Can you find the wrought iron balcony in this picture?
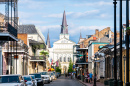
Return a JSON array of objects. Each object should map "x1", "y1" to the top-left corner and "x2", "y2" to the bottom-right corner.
[{"x1": 30, "y1": 56, "x2": 46, "y2": 61}]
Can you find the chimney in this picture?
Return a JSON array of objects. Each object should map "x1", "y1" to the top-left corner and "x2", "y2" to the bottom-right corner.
[
  {"x1": 109, "y1": 30, "x2": 111, "y2": 38},
  {"x1": 95, "y1": 29, "x2": 99, "y2": 35}
]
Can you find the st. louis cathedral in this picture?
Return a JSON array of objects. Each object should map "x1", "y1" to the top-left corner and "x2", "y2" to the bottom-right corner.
[{"x1": 47, "y1": 10, "x2": 76, "y2": 74}]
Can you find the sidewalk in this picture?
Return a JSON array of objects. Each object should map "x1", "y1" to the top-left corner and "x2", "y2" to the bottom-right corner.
[{"x1": 78, "y1": 80, "x2": 104, "y2": 86}]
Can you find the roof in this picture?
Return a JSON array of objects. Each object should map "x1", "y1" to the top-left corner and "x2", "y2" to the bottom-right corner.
[
  {"x1": 61, "y1": 10, "x2": 68, "y2": 34},
  {"x1": 18, "y1": 25, "x2": 38, "y2": 34},
  {"x1": 46, "y1": 30, "x2": 51, "y2": 48},
  {"x1": 54, "y1": 37, "x2": 75, "y2": 44}
]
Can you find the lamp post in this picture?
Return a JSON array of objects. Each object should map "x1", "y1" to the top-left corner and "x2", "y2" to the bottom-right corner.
[
  {"x1": 93, "y1": 55, "x2": 97, "y2": 86},
  {"x1": 119, "y1": 0, "x2": 123, "y2": 85},
  {"x1": 126, "y1": 0, "x2": 129, "y2": 86},
  {"x1": 113, "y1": 0, "x2": 117, "y2": 86},
  {"x1": 123, "y1": 55, "x2": 126, "y2": 85}
]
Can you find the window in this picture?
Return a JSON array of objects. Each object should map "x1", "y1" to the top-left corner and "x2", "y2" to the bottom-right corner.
[
  {"x1": 68, "y1": 57, "x2": 70, "y2": 62},
  {"x1": 60, "y1": 57, "x2": 62, "y2": 62},
  {"x1": 64, "y1": 57, "x2": 66, "y2": 62}
]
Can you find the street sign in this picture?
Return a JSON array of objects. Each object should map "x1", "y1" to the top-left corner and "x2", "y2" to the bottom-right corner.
[{"x1": 73, "y1": 65, "x2": 75, "y2": 69}]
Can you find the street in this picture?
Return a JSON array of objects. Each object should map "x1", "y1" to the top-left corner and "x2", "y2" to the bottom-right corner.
[{"x1": 45, "y1": 76, "x2": 84, "y2": 86}]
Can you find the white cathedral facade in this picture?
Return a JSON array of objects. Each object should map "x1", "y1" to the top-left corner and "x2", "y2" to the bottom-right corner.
[{"x1": 48, "y1": 11, "x2": 76, "y2": 74}]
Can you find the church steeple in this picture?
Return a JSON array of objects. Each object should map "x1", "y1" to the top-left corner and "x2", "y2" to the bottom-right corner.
[
  {"x1": 80, "y1": 30, "x2": 82, "y2": 39},
  {"x1": 46, "y1": 30, "x2": 51, "y2": 48},
  {"x1": 61, "y1": 10, "x2": 68, "y2": 34}
]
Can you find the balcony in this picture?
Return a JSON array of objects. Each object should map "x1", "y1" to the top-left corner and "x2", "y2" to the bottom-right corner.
[
  {"x1": 30, "y1": 56, "x2": 46, "y2": 62},
  {"x1": 76, "y1": 57, "x2": 88, "y2": 65}
]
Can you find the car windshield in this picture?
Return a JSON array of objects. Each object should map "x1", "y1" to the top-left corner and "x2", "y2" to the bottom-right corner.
[
  {"x1": 1, "y1": 76, "x2": 20, "y2": 83},
  {"x1": 51, "y1": 73, "x2": 53, "y2": 75},
  {"x1": 30, "y1": 74, "x2": 41, "y2": 78},
  {"x1": 23, "y1": 77, "x2": 31, "y2": 81},
  {"x1": 31, "y1": 76, "x2": 35, "y2": 79},
  {"x1": 41, "y1": 72, "x2": 47, "y2": 75}
]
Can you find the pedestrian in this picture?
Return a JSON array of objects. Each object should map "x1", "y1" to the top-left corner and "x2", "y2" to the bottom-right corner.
[
  {"x1": 87, "y1": 72, "x2": 90, "y2": 83},
  {"x1": 72, "y1": 72, "x2": 73, "y2": 79},
  {"x1": 89, "y1": 72, "x2": 93, "y2": 84}
]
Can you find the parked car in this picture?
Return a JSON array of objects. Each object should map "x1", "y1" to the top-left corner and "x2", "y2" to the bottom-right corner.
[
  {"x1": 48, "y1": 72, "x2": 55, "y2": 80},
  {"x1": 29, "y1": 75, "x2": 37, "y2": 86},
  {"x1": 22, "y1": 75, "x2": 35, "y2": 86},
  {"x1": 56, "y1": 72, "x2": 60, "y2": 78},
  {"x1": 0, "y1": 74, "x2": 26, "y2": 86},
  {"x1": 29, "y1": 73, "x2": 44, "y2": 86},
  {"x1": 39, "y1": 72, "x2": 50, "y2": 84},
  {"x1": 47, "y1": 72, "x2": 53, "y2": 82}
]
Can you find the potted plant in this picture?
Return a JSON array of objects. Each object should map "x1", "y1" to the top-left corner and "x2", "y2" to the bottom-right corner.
[{"x1": 126, "y1": 27, "x2": 130, "y2": 35}]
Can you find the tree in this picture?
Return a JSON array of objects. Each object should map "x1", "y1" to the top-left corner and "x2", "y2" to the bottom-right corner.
[
  {"x1": 56, "y1": 67, "x2": 61, "y2": 73},
  {"x1": 68, "y1": 58, "x2": 74, "y2": 73},
  {"x1": 40, "y1": 50, "x2": 49, "y2": 56}
]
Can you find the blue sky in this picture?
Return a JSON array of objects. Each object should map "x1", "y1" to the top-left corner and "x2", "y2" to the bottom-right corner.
[{"x1": 0, "y1": 0, "x2": 128, "y2": 47}]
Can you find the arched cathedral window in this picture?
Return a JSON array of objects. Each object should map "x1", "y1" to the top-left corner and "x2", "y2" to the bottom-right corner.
[
  {"x1": 60, "y1": 57, "x2": 62, "y2": 62},
  {"x1": 64, "y1": 57, "x2": 66, "y2": 62},
  {"x1": 68, "y1": 57, "x2": 70, "y2": 62}
]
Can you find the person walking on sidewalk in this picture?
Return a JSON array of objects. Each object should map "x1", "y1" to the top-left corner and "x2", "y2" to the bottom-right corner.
[
  {"x1": 87, "y1": 72, "x2": 90, "y2": 83},
  {"x1": 89, "y1": 72, "x2": 93, "y2": 84}
]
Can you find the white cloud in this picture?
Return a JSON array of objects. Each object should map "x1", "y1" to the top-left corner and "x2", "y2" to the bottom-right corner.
[
  {"x1": 19, "y1": 20, "x2": 46, "y2": 25},
  {"x1": 37, "y1": 25, "x2": 61, "y2": 32},
  {"x1": 42, "y1": 10, "x2": 99, "y2": 18},
  {"x1": 69, "y1": 26, "x2": 111, "y2": 36},
  {"x1": 19, "y1": 0, "x2": 47, "y2": 10},
  {"x1": 73, "y1": 1, "x2": 112, "y2": 7}
]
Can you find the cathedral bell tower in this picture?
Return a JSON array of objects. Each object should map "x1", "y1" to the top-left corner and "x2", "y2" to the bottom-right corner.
[{"x1": 60, "y1": 10, "x2": 69, "y2": 39}]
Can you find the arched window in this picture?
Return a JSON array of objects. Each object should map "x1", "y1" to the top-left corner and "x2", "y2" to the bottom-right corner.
[
  {"x1": 60, "y1": 57, "x2": 62, "y2": 62},
  {"x1": 64, "y1": 57, "x2": 66, "y2": 62},
  {"x1": 68, "y1": 57, "x2": 70, "y2": 62}
]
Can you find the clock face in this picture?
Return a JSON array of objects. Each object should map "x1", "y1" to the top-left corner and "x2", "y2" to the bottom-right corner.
[{"x1": 61, "y1": 40, "x2": 68, "y2": 43}]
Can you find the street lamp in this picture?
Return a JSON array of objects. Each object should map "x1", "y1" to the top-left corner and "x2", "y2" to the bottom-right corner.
[
  {"x1": 93, "y1": 55, "x2": 97, "y2": 86},
  {"x1": 123, "y1": 55, "x2": 126, "y2": 85}
]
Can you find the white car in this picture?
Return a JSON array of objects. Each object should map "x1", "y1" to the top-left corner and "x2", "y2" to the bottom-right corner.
[
  {"x1": 47, "y1": 72, "x2": 53, "y2": 82},
  {"x1": 39, "y1": 72, "x2": 50, "y2": 84},
  {"x1": 0, "y1": 74, "x2": 25, "y2": 86},
  {"x1": 29, "y1": 75, "x2": 37, "y2": 86},
  {"x1": 22, "y1": 75, "x2": 35, "y2": 86},
  {"x1": 48, "y1": 72, "x2": 55, "y2": 80}
]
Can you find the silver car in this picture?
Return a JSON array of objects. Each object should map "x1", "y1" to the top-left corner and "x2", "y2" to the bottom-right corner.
[
  {"x1": 0, "y1": 74, "x2": 25, "y2": 86},
  {"x1": 22, "y1": 75, "x2": 35, "y2": 86}
]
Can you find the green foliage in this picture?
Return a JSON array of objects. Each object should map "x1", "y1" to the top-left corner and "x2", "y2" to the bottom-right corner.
[
  {"x1": 56, "y1": 67, "x2": 61, "y2": 73},
  {"x1": 59, "y1": 62, "x2": 61, "y2": 69},
  {"x1": 68, "y1": 58, "x2": 74, "y2": 73},
  {"x1": 126, "y1": 27, "x2": 130, "y2": 30},
  {"x1": 40, "y1": 50, "x2": 49, "y2": 56},
  {"x1": 39, "y1": 57, "x2": 43, "y2": 60}
]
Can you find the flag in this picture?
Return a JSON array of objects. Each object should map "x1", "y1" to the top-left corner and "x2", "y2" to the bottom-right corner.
[{"x1": 51, "y1": 59, "x2": 53, "y2": 65}]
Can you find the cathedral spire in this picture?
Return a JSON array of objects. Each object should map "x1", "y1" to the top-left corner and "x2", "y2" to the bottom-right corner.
[
  {"x1": 47, "y1": 29, "x2": 51, "y2": 48},
  {"x1": 61, "y1": 10, "x2": 68, "y2": 34},
  {"x1": 80, "y1": 30, "x2": 82, "y2": 39}
]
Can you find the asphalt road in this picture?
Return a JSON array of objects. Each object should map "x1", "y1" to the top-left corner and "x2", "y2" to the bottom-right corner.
[{"x1": 44, "y1": 76, "x2": 84, "y2": 86}]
